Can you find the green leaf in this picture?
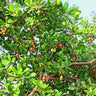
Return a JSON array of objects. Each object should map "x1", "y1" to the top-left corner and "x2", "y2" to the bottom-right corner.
[
  {"x1": 3, "y1": 81, "x2": 9, "y2": 91},
  {"x1": 38, "y1": 81, "x2": 49, "y2": 89},
  {"x1": 17, "y1": 63, "x2": 22, "y2": 73},
  {"x1": 13, "y1": 90, "x2": 20, "y2": 95},
  {"x1": 7, "y1": 66, "x2": 12, "y2": 73},
  {"x1": 67, "y1": 7, "x2": 74, "y2": 14},
  {"x1": 63, "y1": 2, "x2": 69, "y2": 11},
  {"x1": 29, "y1": 73, "x2": 36, "y2": 77},
  {"x1": 12, "y1": 57, "x2": 16, "y2": 62},
  {"x1": 76, "y1": 80, "x2": 81, "y2": 87},
  {"x1": 12, "y1": 67, "x2": 18, "y2": 75},
  {"x1": 19, "y1": 0, "x2": 24, "y2": 5},
  {"x1": 24, "y1": 0, "x2": 32, "y2": 6},
  {"x1": 8, "y1": 19, "x2": 13, "y2": 24},
  {"x1": 81, "y1": 81, "x2": 86, "y2": 88},
  {"x1": 88, "y1": 78, "x2": 92, "y2": 85},
  {"x1": 41, "y1": 18, "x2": 48, "y2": 21},
  {"x1": 7, "y1": 77, "x2": 15, "y2": 81},
  {"x1": 15, "y1": 81, "x2": 21, "y2": 89},
  {"x1": 38, "y1": 0, "x2": 42, "y2": 3},
  {"x1": 8, "y1": 73, "x2": 17, "y2": 77},
  {"x1": 0, "y1": 68, "x2": 3, "y2": 72},
  {"x1": 68, "y1": 86, "x2": 76, "y2": 91},
  {"x1": 9, "y1": 3, "x2": 14, "y2": 12},
  {"x1": 30, "y1": 79, "x2": 39, "y2": 85},
  {"x1": 2, "y1": 59, "x2": 10, "y2": 66},
  {"x1": 7, "y1": 54, "x2": 11, "y2": 61},
  {"x1": 57, "y1": 0, "x2": 61, "y2": 5},
  {"x1": 42, "y1": 91, "x2": 45, "y2": 96},
  {"x1": 8, "y1": 85, "x2": 13, "y2": 93},
  {"x1": 23, "y1": 68, "x2": 30, "y2": 74},
  {"x1": 75, "y1": 11, "x2": 81, "y2": 16},
  {"x1": 42, "y1": 45, "x2": 45, "y2": 49},
  {"x1": 0, "y1": 19, "x2": 4, "y2": 25}
]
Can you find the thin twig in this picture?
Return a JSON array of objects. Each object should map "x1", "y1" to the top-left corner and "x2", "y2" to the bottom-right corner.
[
  {"x1": 32, "y1": 22, "x2": 43, "y2": 31},
  {"x1": 25, "y1": 91, "x2": 29, "y2": 96},
  {"x1": 63, "y1": 75, "x2": 81, "y2": 81},
  {"x1": 63, "y1": 79, "x2": 74, "y2": 83},
  {"x1": 0, "y1": 48, "x2": 8, "y2": 55},
  {"x1": 7, "y1": 34, "x2": 21, "y2": 44}
]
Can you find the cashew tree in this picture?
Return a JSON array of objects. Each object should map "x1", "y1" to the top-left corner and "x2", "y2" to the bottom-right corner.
[{"x1": 0, "y1": 0, "x2": 96, "y2": 96}]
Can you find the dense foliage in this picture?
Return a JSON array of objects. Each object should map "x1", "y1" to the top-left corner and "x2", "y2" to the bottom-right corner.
[{"x1": 0, "y1": 0, "x2": 96, "y2": 96}]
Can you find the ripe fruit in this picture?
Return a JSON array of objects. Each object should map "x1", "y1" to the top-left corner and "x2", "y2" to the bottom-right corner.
[
  {"x1": 51, "y1": 48, "x2": 54, "y2": 53},
  {"x1": 37, "y1": 10, "x2": 40, "y2": 15},
  {"x1": 31, "y1": 43, "x2": 34, "y2": 46},
  {"x1": 73, "y1": 56, "x2": 76, "y2": 60},
  {"x1": 87, "y1": 70, "x2": 92, "y2": 76},
  {"x1": 88, "y1": 37, "x2": 92, "y2": 41},
  {"x1": 59, "y1": 75, "x2": 63, "y2": 81},
  {"x1": 53, "y1": 79, "x2": 56, "y2": 83},
  {"x1": 4, "y1": 68, "x2": 7, "y2": 71},
  {"x1": 1, "y1": 29, "x2": 6, "y2": 34},
  {"x1": 19, "y1": 44, "x2": 22, "y2": 46},
  {"x1": 39, "y1": 63, "x2": 41, "y2": 67},
  {"x1": 15, "y1": 53, "x2": 19, "y2": 57},
  {"x1": 92, "y1": 66, "x2": 95, "y2": 68},
  {"x1": 92, "y1": 70, "x2": 95, "y2": 72},
  {"x1": 58, "y1": 44, "x2": 62, "y2": 48},
  {"x1": 45, "y1": 76, "x2": 49, "y2": 81},
  {"x1": 92, "y1": 36, "x2": 94, "y2": 40},
  {"x1": 30, "y1": 47, "x2": 33, "y2": 51},
  {"x1": 75, "y1": 74, "x2": 78, "y2": 78},
  {"x1": 42, "y1": 77, "x2": 46, "y2": 81},
  {"x1": 93, "y1": 77, "x2": 96, "y2": 80},
  {"x1": 9, "y1": 12, "x2": 12, "y2": 15},
  {"x1": 69, "y1": 33, "x2": 72, "y2": 36}
]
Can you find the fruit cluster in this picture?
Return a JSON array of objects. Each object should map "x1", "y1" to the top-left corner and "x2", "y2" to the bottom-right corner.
[
  {"x1": 42, "y1": 76, "x2": 49, "y2": 81},
  {"x1": 51, "y1": 44, "x2": 62, "y2": 52},
  {"x1": 88, "y1": 65, "x2": 96, "y2": 80}
]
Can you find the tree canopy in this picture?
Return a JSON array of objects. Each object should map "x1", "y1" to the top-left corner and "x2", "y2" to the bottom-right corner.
[{"x1": 0, "y1": 0, "x2": 96, "y2": 96}]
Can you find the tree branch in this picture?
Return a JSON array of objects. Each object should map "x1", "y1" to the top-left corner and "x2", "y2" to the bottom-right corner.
[
  {"x1": 49, "y1": 71, "x2": 58, "y2": 79},
  {"x1": 67, "y1": 59, "x2": 96, "y2": 67},
  {"x1": 29, "y1": 25, "x2": 43, "y2": 96},
  {"x1": 29, "y1": 85, "x2": 38, "y2": 96},
  {"x1": 30, "y1": 25, "x2": 39, "y2": 59}
]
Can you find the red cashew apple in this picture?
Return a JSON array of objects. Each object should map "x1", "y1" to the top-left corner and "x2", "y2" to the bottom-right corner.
[
  {"x1": 88, "y1": 37, "x2": 92, "y2": 41},
  {"x1": 51, "y1": 48, "x2": 54, "y2": 53},
  {"x1": 58, "y1": 44, "x2": 62, "y2": 48},
  {"x1": 15, "y1": 53, "x2": 19, "y2": 57},
  {"x1": 1, "y1": 29, "x2": 6, "y2": 34},
  {"x1": 30, "y1": 47, "x2": 33, "y2": 51},
  {"x1": 69, "y1": 33, "x2": 72, "y2": 36}
]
